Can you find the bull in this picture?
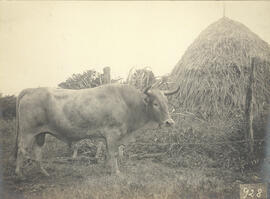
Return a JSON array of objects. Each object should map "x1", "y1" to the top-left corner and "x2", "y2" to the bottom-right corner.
[{"x1": 15, "y1": 84, "x2": 179, "y2": 176}]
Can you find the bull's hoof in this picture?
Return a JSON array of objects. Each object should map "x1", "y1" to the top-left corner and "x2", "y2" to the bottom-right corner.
[
  {"x1": 116, "y1": 169, "x2": 121, "y2": 175},
  {"x1": 15, "y1": 168, "x2": 22, "y2": 178},
  {"x1": 14, "y1": 171, "x2": 26, "y2": 181},
  {"x1": 15, "y1": 172, "x2": 22, "y2": 179},
  {"x1": 115, "y1": 170, "x2": 125, "y2": 179}
]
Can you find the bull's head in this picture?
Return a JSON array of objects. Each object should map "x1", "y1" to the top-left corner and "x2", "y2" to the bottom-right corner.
[{"x1": 143, "y1": 85, "x2": 180, "y2": 127}]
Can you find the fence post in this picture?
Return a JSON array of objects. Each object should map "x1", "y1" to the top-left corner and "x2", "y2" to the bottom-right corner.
[
  {"x1": 103, "y1": 67, "x2": 111, "y2": 84},
  {"x1": 245, "y1": 57, "x2": 255, "y2": 153}
]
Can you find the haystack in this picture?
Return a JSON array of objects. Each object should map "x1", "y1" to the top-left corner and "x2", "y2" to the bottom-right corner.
[{"x1": 171, "y1": 17, "x2": 270, "y2": 123}]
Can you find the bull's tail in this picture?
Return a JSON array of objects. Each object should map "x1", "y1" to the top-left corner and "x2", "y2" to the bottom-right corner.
[
  {"x1": 14, "y1": 90, "x2": 28, "y2": 158},
  {"x1": 14, "y1": 94, "x2": 20, "y2": 158}
]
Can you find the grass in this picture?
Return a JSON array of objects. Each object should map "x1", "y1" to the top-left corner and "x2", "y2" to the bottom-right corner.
[
  {"x1": 0, "y1": 116, "x2": 266, "y2": 199},
  {"x1": 24, "y1": 161, "x2": 239, "y2": 199}
]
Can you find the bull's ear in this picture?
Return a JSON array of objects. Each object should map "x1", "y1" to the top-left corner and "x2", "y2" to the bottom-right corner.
[{"x1": 143, "y1": 96, "x2": 151, "y2": 105}]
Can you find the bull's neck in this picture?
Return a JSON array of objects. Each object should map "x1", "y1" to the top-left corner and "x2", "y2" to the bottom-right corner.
[
  {"x1": 143, "y1": 103, "x2": 152, "y2": 124},
  {"x1": 126, "y1": 101, "x2": 152, "y2": 133},
  {"x1": 119, "y1": 86, "x2": 154, "y2": 132},
  {"x1": 139, "y1": 102, "x2": 153, "y2": 127}
]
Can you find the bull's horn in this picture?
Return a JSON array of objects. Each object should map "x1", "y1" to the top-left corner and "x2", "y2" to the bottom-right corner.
[
  {"x1": 151, "y1": 80, "x2": 162, "y2": 88},
  {"x1": 164, "y1": 86, "x2": 180, "y2": 96}
]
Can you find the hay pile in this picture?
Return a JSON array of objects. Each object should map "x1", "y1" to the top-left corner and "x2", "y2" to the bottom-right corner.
[{"x1": 171, "y1": 17, "x2": 270, "y2": 122}]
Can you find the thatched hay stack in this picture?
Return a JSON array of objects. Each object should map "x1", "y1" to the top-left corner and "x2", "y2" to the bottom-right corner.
[{"x1": 171, "y1": 17, "x2": 270, "y2": 122}]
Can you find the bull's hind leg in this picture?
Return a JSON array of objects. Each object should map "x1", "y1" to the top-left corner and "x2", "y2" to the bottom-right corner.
[
  {"x1": 33, "y1": 133, "x2": 49, "y2": 176},
  {"x1": 95, "y1": 141, "x2": 104, "y2": 161},
  {"x1": 15, "y1": 134, "x2": 33, "y2": 177}
]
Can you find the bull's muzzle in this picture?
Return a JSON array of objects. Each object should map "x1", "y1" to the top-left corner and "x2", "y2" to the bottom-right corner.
[{"x1": 164, "y1": 118, "x2": 175, "y2": 127}]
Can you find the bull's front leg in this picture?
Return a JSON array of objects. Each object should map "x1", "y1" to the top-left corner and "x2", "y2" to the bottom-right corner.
[
  {"x1": 71, "y1": 143, "x2": 78, "y2": 159},
  {"x1": 109, "y1": 150, "x2": 120, "y2": 175},
  {"x1": 106, "y1": 143, "x2": 121, "y2": 175},
  {"x1": 105, "y1": 130, "x2": 121, "y2": 175}
]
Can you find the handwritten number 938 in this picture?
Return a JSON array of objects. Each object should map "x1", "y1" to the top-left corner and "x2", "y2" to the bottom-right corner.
[{"x1": 242, "y1": 188, "x2": 263, "y2": 198}]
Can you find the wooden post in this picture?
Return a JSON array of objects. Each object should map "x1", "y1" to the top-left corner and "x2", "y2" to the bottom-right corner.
[
  {"x1": 245, "y1": 57, "x2": 255, "y2": 153},
  {"x1": 103, "y1": 67, "x2": 111, "y2": 84},
  {"x1": 222, "y1": 2, "x2": 226, "y2": 18}
]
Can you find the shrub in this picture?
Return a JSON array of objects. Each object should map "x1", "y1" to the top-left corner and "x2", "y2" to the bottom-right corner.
[{"x1": 0, "y1": 95, "x2": 16, "y2": 120}]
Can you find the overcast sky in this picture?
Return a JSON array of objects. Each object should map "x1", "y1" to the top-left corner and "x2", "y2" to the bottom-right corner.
[{"x1": 1, "y1": 1, "x2": 270, "y2": 95}]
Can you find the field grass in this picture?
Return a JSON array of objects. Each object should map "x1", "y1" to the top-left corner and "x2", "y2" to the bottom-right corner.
[{"x1": 0, "y1": 117, "x2": 267, "y2": 199}]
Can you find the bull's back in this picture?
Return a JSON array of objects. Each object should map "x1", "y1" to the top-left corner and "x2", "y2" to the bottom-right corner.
[
  {"x1": 17, "y1": 85, "x2": 143, "y2": 134},
  {"x1": 54, "y1": 85, "x2": 131, "y2": 130}
]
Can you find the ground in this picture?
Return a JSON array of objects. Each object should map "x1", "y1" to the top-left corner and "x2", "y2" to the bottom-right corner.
[
  {"x1": 0, "y1": 119, "x2": 267, "y2": 199},
  {"x1": 2, "y1": 158, "x2": 240, "y2": 199}
]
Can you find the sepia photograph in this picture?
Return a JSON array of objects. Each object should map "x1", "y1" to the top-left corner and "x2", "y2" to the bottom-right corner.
[{"x1": 0, "y1": 1, "x2": 270, "y2": 199}]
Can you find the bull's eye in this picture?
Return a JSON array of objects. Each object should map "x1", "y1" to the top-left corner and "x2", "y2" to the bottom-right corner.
[{"x1": 153, "y1": 102, "x2": 159, "y2": 108}]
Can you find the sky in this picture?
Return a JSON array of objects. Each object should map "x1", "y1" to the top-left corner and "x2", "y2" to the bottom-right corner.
[{"x1": 0, "y1": 1, "x2": 270, "y2": 95}]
